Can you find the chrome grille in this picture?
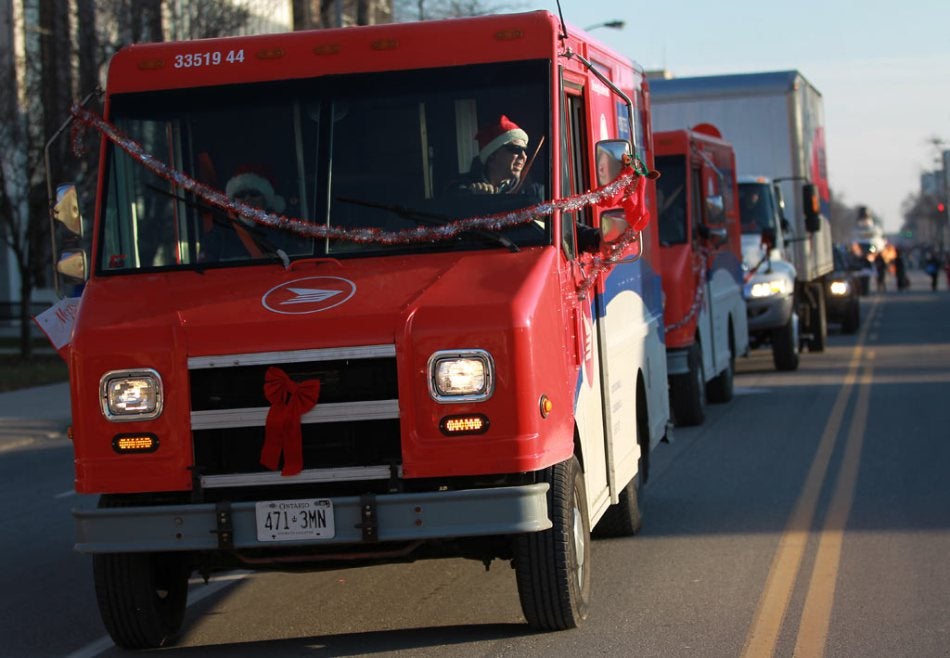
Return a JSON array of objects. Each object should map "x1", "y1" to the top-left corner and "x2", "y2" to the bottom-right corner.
[{"x1": 188, "y1": 345, "x2": 400, "y2": 489}]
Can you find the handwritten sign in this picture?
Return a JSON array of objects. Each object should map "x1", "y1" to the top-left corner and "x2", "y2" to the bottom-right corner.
[{"x1": 33, "y1": 298, "x2": 81, "y2": 352}]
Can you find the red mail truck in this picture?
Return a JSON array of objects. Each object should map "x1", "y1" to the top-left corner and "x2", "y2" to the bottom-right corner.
[
  {"x1": 654, "y1": 125, "x2": 749, "y2": 425},
  {"x1": 48, "y1": 11, "x2": 669, "y2": 648}
]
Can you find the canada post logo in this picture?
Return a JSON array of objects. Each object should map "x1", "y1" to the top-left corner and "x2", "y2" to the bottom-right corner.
[{"x1": 262, "y1": 276, "x2": 357, "y2": 315}]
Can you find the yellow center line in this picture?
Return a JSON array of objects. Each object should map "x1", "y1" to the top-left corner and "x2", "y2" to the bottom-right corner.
[
  {"x1": 793, "y1": 359, "x2": 874, "y2": 657},
  {"x1": 741, "y1": 298, "x2": 880, "y2": 658}
]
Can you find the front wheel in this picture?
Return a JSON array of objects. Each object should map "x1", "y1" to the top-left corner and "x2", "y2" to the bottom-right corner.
[
  {"x1": 515, "y1": 456, "x2": 592, "y2": 630},
  {"x1": 92, "y1": 552, "x2": 190, "y2": 649},
  {"x1": 805, "y1": 286, "x2": 827, "y2": 352},
  {"x1": 772, "y1": 312, "x2": 800, "y2": 371}
]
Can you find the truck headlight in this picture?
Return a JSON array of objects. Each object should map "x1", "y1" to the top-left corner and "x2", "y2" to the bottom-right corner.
[
  {"x1": 100, "y1": 369, "x2": 164, "y2": 421},
  {"x1": 428, "y1": 350, "x2": 494, "y2": 403},
  {"x1": 828, "y1": 279, "x2": 851, "y2": 297},
  {"x1": 745, "y1": 276, "x2": 792, "y2": 299}
]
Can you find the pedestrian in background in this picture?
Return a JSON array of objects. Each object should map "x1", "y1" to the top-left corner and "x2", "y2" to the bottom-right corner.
[
  {"x1": 875, "y1": 254, "x2": 887, "y2": 292},
  {"x1": 893, "y1": 248, "x2": 909, "y2": 291},
  {"x1": 925, "y1": 251, "x2": 941, "y2": 291}
]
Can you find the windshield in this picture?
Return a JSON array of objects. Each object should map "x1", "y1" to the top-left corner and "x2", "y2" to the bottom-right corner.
[
  {"x1": 98, "y1": 61, "x2": 551, "y2": 273},
  {"x1": 655, "y1": 155, "x2": 687, "y2": 246},
  {"x1": 738, "y1": 182, "x2": 776, "y2": 235}
]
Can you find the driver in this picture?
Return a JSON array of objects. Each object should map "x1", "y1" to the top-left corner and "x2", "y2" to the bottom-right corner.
[{"x1": 449, "y1": 115, "x2": 539, "y2": 198}]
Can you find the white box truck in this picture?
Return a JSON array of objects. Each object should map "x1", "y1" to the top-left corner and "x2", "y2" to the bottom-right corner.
[{"x1": 650, "y1": 71, "x2": 834, "y2": 369}]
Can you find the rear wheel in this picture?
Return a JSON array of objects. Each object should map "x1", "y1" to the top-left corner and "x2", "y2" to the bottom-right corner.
[
  {"x1": 706, "y1": 336, "x2": 735, "y2": 404},
  {"x1": 515, "y1": 456, "x2": 592, "y2": 630},
  {"x1": 595, "y1": 386, "x2": 649, "y2": 538},
  {"x1": 670, "y1": 342, "x2": 705, "y2": 426},
  {"x1": 594, "y1": 468, "x2": 642, "y2": 538}
]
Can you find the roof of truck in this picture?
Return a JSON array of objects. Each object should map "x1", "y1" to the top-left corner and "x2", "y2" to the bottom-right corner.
[{"x1": 649, "y1": 70, "x2": 817, "y2": 101}]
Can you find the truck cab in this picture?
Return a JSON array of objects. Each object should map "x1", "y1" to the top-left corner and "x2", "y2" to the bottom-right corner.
[
  {"x1": 654, "y1": 125, "x2": 749, "y2": 425},
  {"x1": 738, "y1": 176, "x2": 800, "y2": 370}
]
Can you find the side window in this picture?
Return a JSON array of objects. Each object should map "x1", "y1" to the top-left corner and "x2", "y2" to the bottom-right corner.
[
  {"x1": 560, "y1": 85, "x2": 590, "y2": 259},
  {"x1": 655, "y1": 154, "x2": 687, "y2": 246},
  {"x1": 690, "y1": 168, "x2": 703, "y2": 245},
  {"x1": 633, "y1": 89, "x2": 648, "y2": 164},
  {"x1": 703, "y1": 165, "x2": 726, "y2": 226}
]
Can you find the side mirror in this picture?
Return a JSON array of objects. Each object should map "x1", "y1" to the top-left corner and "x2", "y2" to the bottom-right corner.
[
  {"x1": 600, "y1": 210, "x2": 642, "y2": 262},
  {"x1": 595, "y1": 140, "x2": 631, "y2": 186},
  {"x1": 57, "y1": 250, "x2": 88, "y2": 282},
  {"x1": 53, "y1": 184, "x2": 83, "y2": 237},
  {"x1": 49, "y1": 182, "x2": 89, "y2": 290},
  {"x1": 705, "y1": 194, "x2": 725, "y2": 224},
  {"x1": 601, "y1": 211, "x2": 628, "y2": 244},
  {"x1": 802, "y1": 183, "x2": 821, "y2": 233},
  {"x1": 706, "y1": 226, "x2": 729, "y2": 247}
]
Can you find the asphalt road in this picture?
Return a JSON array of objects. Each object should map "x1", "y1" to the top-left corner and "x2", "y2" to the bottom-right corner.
[{"x1": 2, "y1": 269, "x2": 949, "y2": 657}]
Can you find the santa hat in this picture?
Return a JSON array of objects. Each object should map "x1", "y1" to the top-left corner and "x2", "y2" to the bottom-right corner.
[
  {"x1": 225, "y1": 165, "x2": 286, "y2": 213},
  {"x1": 475, "y1": 115, "x2": 529, "y2": 164}
]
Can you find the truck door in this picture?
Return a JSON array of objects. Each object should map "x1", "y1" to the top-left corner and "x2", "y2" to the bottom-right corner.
[
  {"x1": 690, "y1": 162, "x2": 716, "y2": 377},
  {"x1": 562, "y1": 71, "x2": 641, "y2": 518},
  {"x1": 698, "y1": 153, "x2": 731, "y2": 377},
  {"x1": 561, "y1": 82, "x2": 609, "y2": 511}
]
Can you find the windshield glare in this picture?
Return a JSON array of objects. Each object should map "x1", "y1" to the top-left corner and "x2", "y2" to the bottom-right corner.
[{"x1": 99, "y1": 61, "x2": 551, "y2": 273}]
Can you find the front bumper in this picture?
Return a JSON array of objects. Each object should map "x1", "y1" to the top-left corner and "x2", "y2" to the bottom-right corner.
[
  {"x1": 74, "y1": 484, "x2": 551, "y2": 553},
  {"x1": 746, "y1": 294, "x2": 794, "y2": 333}
]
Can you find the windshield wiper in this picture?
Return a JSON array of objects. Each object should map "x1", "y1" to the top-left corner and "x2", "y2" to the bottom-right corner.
[{"x1": 336, "y1": 196, "x2": 520, "y2": 253}]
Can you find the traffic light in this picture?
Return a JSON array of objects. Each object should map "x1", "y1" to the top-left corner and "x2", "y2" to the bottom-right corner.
[{"x1": 939, "y1": 201, "x2": 946, "y2": 213}]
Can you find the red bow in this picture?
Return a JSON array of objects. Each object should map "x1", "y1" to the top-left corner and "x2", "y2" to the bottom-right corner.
[{"x1": 260, "y1": 366, "x2": 320, "y2": 476}]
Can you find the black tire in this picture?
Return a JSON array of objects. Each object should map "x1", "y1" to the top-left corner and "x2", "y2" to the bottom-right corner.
[
  {"x1": 841, "y1": 300, "x2": 860, "y2": 334},
  {"x1": 706, "y1": 333, "x2": 735, "y2": 404},
  {"x1": 772, "y1": 312, "x2": 800, "y2": 371},
  {"x1": 93, "y1": 552, "x2": 190, "y2": 649},
  {"x1": 670, "y1": 342, "x2": 705, "y2": 426},
  {"x1": 515, "y1": 456, "x2": 592, "y2": 630},
  {"x1": 92, "y1": 494, "x2": 190, "y2": 649},
  {"x1": 594, "y1": 469, "x2": 642, "y2": 538},
  {"x1": 595, "y1": 388, "x2": 648, "y2": 538}
]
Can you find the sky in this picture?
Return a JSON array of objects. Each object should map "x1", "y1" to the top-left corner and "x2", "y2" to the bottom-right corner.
[{"x1": 522, "y1": 0, "x2": 950, "y2": 233}]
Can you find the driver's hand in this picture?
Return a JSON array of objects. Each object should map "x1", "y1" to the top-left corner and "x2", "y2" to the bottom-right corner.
[{"x1": 469, "y1": 182, "x2": 496, "y2": 194}]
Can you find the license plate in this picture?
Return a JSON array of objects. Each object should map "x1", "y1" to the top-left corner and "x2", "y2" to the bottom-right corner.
[{"x1": 255, "y1": 498, "x2": 335, "y2": 542}]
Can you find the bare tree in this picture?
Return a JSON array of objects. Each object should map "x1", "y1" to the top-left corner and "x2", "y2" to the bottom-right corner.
[
  {"x1": 394, "y1": 0, "x2": 523, "y2": 21},
  {"x1": 132, "y1": 0, "x2": 164, "y2": 41},
  {"x1": 0, "y1": 0, "x2": 34, "y2": 355},
  {"x1": 167, "y1": 0, "x2": 253, "y2": 40},
  {"x1": 0, "y1": 0, "x2": 72, "y2": 356}
]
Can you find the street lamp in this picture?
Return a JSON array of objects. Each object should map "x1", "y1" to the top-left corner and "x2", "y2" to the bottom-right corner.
[{"x1": 585, "y1": 20, "x2": 625, "y2": 31}]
